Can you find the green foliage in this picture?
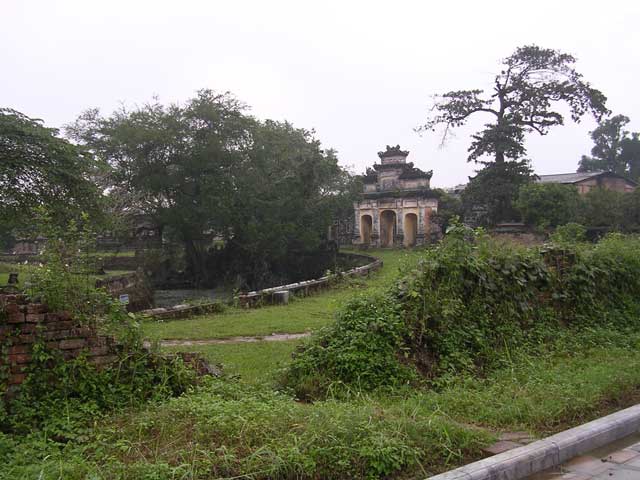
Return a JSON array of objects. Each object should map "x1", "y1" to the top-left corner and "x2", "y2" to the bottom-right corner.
[
  {"x1": 431, "y1": 189, "x2": 463, "y2": 232},
  {"x1": 578, "y1": 187, "x2": 625, "y2": 228},
  {"x1": 578, "y1": 114, "x2": 640, "y2": 180},
  {"x1": 419, "y1": 45, "x2": 608, "y2": 164},
  {"x1": 68, "y1": 90, "x2": 359, "y2": 289},
  {"x1": 550, "y1": 223, "x2": 587, "y2": 243},
  {"x1": 25, "y1": 213, "x2": 113, "y2": 325},
  {"x1": 1, "y1": 378, "x2": 489, "y2": 480},
  {"x1": 284, "y1": 224, "x2": 640, "y2": 398},
  {"x1": 462, "y1": 159, "x2": 535, "y2": 225},
  {"x1": 2, "y1": 336, "x2": 197, "y2": 440},
  {"x1": 0, "y1": 108, "x2": 104, "y2": 234},
  {"x1": 516, "y1": 183, "x2": 581, "y2": 228}
]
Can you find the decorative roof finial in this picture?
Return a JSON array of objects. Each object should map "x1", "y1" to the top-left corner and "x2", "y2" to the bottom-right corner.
[{"x1": 377, "y1": 145, "x2": 409, "y2": 159}]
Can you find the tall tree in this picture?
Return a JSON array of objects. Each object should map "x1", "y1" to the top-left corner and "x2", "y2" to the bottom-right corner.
[
  {"x1": 578, "y1": 114, "x2": 630, "y2": 174},
  {"x1": 0, "y1": 108, "x2": 102, "y2": 233},
  {"x1": 69, "y1": 90, "x2": 356, "y2": 288},
  {"x1": 68, "y1": 90, "x2": 253, "y2": 284},
  {"x1": 419, "y1": 45, "x2": 609, "y2": 164},
  {"x1": 578, "y1": 115, "x2": 640, "y2": 180}
]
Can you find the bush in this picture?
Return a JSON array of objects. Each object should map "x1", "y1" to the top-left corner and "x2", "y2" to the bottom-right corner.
[
  {"x1": 579, "y1": 187, "x2": 625, "y2": 228},
  {"x1": 283, "y1": 223, "x2": 640, "y2": 399},
  {"x1": 516, "y1": 183, "x2": 581, "y2": 229}
]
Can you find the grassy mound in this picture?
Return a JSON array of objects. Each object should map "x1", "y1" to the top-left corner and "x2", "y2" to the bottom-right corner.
[{"x1": 282, "y1": 225, "x2": 640, "y2": 399}]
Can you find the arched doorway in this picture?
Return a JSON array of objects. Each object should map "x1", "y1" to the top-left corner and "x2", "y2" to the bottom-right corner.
[
  {"x1": 404, "y1": 213, "x2": 417, "y2": 247},
  {"x1": 360, "y1": 215, "x2": 373, "y2": 244},
  {"x1": 380, "y1": 210, "x2": 396, "y2": 247}
]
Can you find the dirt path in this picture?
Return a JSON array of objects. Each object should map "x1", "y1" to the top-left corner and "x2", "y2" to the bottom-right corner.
[{"x1": 155, "y1": 332, "x2": 311, "y2": 347}]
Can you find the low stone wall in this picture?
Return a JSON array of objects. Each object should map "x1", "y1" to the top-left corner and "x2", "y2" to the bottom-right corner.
[
  {"x1": 236, "y1": 252, "x2": 383, "y2": 308},
  {"x1": 95, "y1": 271, "x2": 153, "y2": 312},
  {"x1": 140, "y1": 302, "x2": 225, "y2": 321},
  {"x1": 0, "y1": 294, "x2": 120, "y2": 394}
]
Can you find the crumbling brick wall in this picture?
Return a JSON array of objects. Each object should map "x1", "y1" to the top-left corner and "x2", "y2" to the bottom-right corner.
[{"x1": 0, "y1": 294, "x2": 120, "y2": 393}]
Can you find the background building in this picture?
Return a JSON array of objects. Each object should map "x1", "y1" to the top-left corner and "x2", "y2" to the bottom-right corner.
[{"x1": 353, "y1": 145, "x2": 439, "y2": 247}]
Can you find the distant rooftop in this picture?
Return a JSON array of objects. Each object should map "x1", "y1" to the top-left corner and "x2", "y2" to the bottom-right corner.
[
  {"x1": 536, "y1": 171, "x2": 606, "y2": 184},
  {"x1": 378, "y1": 145, "x2": 409, "y2": 159}
]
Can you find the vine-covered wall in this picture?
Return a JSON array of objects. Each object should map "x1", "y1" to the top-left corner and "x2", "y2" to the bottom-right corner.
[{"x1": 0, "y1": 294, "x2": 120, "y2": 395}]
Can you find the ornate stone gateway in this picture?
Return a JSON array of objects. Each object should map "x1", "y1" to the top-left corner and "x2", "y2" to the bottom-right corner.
[{"x1": 353, "y1": 145, "x2": 439, "y2": 247}]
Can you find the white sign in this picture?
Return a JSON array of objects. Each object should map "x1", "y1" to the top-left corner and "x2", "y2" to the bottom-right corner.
[{"x1": 119, "y1": 294, "x2": 130, "y2": 305}]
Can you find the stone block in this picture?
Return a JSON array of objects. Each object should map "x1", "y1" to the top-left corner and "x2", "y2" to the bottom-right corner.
[
  {"x1": 43, "y1": 330, "x2": 71, "y2": 341},
  {"x1": 603, "y1": 449, "x2": 639, "y2": 464},
  {"x1": 18, "y1": 334, "x2": 35, "y2": 343},
  {"x1": 90, "y1": 355, "x2": 118, "y2": 366},
  {"x1": 26, "y1": 304, "x2": 47, "y2": 314},
  {"x1": 9, "y1": 353, "x2": 32, "y2": 364},
  {"x1": 18, "y1": 323, "x2": 37, "y2": 334},
  {"x1": 89, "y1": 346, "x2": 110, "y2": 356},
  {"x1": 9, "y1": 373, "x2": 26, "y2": 385},
  {"x1": 2, "y1": 303, "x2": 19, "y2": 314},
  {"x1": 7, "y1": 313, "x2": 25, "y2": 324},
  {"x1": 25, "y1": 313, "x2": 45, "y2": 323},
  {"x1": 45, "y1": 320, "x2": 75, "y2": 331},
  {"x1": 59, "y1": 338, "x2": 86, "y2": 350},
  {"x1": 44, "y1": 313, "x2": 59, "y2": 322},
  {"x1": 9, "y1": 344, "x2": 30, "y2": 355}
]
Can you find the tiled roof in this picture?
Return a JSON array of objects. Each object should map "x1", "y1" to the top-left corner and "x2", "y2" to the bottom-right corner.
[{"x1": 536, "y1": 171, "x2": 606, "y2": 184}]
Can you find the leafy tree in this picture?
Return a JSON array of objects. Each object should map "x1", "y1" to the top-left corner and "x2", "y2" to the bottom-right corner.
[
  {"x1": 516, "y1": 183, "x2": 581, "y2": 228},
  {"x1": 0, "y1": 108, "x2": 102, "y2": 233},
  {"x1": 419, "y1": 45, "x2": 608, "y2": 164},
  {"x1": 68, "y1": 90, "x2": 253, "y2": 284},
  {"x1": 621, "y1": 188, "x2": 640, "y2": 231},
  {"x1": 462, "y1": 160, "x2": 535, "y2": 226},
  {"x1": 577, "y1": 115, "x2": 640, "y2": 177},
  {"x1": 431, "y1": 189, "x2": 463, "y2": 232},
  {"x1": 69, "y1": 90, "x2": 356, "y2": 288},
  {"x1": 620, "y1": 133, "x2": 640, "y2": 181}
]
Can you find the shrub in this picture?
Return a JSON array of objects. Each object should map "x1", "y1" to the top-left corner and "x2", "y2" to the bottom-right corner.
[
  {"x1": 283, "y1": 223, "x2": 640, "y2": 399},
  {"x1": 516, "y1": 183, "x2": 581, "y2": 229}
]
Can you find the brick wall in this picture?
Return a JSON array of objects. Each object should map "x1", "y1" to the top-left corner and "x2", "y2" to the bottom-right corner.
[{"x1": 0, "y1": 294, "x2": 120, "y2": 394}]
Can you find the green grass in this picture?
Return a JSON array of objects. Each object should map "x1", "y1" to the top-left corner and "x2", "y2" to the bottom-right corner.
[
  {"x1": 143, "y1": 248, "x2": 422, "y2": 341},
  {"x1": 163, "y1": 340, "x2": 302, "y2": 384},
  {"x1": 7, "y1": 345, "x2": 640, "y2": 479}
]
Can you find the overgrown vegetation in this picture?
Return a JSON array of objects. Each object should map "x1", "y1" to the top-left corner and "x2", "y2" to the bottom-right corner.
[
  {"x1": 1, "y1": 230, "x2": 200, "y2": 466},
  {"x1": 517, "y1": 184, "x2": 640, "y2": 231},
  {"x1": 283, "y1": 223, "x2": 640, "y2": 398}
]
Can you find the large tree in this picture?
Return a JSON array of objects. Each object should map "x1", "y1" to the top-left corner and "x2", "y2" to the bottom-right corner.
[
  {"x1": 578, "y1": 114, "x2": 640, "y2": 179},
  {"x1": 69, "y1": 90, "x2": 357, "y2": 287},
  {"x1": 0, "y1": 108, "x2": 102, "y2": 234},
  {"x1": 419, "y1": 45, "x2": 609, "y2": 164}
]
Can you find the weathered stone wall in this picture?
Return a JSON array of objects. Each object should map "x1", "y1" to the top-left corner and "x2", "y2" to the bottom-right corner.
[
  {"x1": 0, "y1": 294, "x2": 119, "y2": 394},
  {"x1": 237, "y1": 252, "x2": 383, "y2": 308}
]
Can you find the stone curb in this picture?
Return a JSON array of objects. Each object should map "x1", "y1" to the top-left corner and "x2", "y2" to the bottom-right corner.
[{"x1": 429, "y1": 403, "x2": 640, "y2": 480}]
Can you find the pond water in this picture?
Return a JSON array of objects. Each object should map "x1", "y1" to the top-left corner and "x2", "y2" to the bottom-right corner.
[{"x1": 153, "y1": 287, "x2": 233, "y2": 308}]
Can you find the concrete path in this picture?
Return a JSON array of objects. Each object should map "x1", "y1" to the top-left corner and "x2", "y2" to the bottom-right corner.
[
  {"x1": 155, "y1": 332, "x2": 311, "y2": 347},
  {"x1": 429, "y1": 404, "x2": 640, "y2": 480},
  {"x1": 527, "y1": 433, "x2": 640, "y2": 480}
]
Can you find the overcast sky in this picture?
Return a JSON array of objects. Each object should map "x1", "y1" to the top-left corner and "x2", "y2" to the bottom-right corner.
[{"x1": 3, "y1": 0, "x2": 640, "y2": 187}]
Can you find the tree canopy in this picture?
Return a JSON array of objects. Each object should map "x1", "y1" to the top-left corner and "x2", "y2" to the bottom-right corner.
[
  {"x1": 419, "y1": 45, "x2": 609, "y2": 164},
  {"x1": 0, "y1": 108, "x2": 102, "y2": 234},
  {"x1": 68, "y1": 90, "x2": 357, "y2": 287},
  {"x1": 578, "y1": 114, "x2": 640, "y2": 180}
]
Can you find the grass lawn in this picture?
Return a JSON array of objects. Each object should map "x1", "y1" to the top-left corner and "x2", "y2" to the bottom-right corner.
[
  {"x1": 163, "y1": 340, "x2": 301, "y2": 384},
  {"x1": 143, "y1": 248, "x2": 422, "y2": 342}
]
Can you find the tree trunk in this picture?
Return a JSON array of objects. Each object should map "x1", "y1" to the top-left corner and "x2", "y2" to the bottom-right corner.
[{"x1": 184, "y1": 236, "x2": 207, "y2": 287}]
